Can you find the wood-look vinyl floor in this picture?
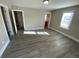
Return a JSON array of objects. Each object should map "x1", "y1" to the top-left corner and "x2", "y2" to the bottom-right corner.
[{"x1": 2, "y1": 29, "x2": 79, "y2": 58}]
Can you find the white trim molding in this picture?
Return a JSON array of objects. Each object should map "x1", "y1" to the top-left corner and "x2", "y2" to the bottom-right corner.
[
  {"x1": 24, "y1": 27, "x2": 44, "y2": 31},
  {"x1": 0, "y1": 3, "x2": 14, "y2": 36},
  {"x1": 0, "y1": 40, "x2": 10, "y2": 57},
  {"x1": 49, "y1": 27, "x2": 79, "y2": 43},
  {"x1": 11, "y1": 10, "x2": 25, "y2": 34},
  {"x1": 0, "y1": 3, "x2": 7, "y2": 8}
]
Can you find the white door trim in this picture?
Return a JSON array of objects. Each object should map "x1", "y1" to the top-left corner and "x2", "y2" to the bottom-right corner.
[
  {"x1": 0, "y1": 3, "x2": 10, "y2": 57},
  {"x1": 0, "y1": 3, "x2": 14, "y2": 35},
  {"x1": 11, "y1": 9, "x2": 25, "y2": 34}
]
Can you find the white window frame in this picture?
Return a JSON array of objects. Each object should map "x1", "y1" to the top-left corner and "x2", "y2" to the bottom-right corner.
[{"x1": 60, "y1": 12, "x2": 74, "y2": 30}]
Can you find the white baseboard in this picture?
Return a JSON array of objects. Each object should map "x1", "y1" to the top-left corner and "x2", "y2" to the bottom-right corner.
[
  {"x1": 49, "y1": 27, "x2": 79, "y2": 43},
  {"x1": 0, "y1": 40, "x2": 10, "y2": 57},
  {"x1": 24, "y1": 27, "x2": 44, "y2": 30}
]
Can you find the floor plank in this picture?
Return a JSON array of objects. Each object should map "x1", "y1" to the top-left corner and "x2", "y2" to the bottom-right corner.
[{"x1": 2, "y1": 29, "x2": 79, "y2": 58}]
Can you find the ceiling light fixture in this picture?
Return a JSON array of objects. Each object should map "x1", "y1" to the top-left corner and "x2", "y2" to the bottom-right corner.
[{"x1": 43, "y1": 0, "x2": 49, "y2": 5}]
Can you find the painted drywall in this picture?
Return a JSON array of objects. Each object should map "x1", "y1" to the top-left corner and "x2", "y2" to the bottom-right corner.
[
  {"x1": 11, "y1": 6, "x2": 50, "y2": 30},
  {"x1": 0, "y1": 0, "x2": 11, "y2": 9},
  {"x1": 50, "y1": 5, "x2": 79, "y2": 39},
  {"x1": 0, "y1": 7, "x2": 10, "y2": 57}
]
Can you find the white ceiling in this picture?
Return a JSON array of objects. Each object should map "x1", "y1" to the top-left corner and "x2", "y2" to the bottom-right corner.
[{"x1": 10, "y1": 0, "x2": 79, "y2": 10}]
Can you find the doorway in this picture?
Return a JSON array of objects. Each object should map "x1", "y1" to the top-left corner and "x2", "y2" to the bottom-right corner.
[
  {"x1": 44, "y1": 14, "x2": 51, "y2": 29},
  {"x1": 12, "y1": 10, "x2": 24, "y2": 34},
  {"x1": 1, "y1": 7, "x2": 10, "y2": 36},
  {"x1": 1, "y1": 6, "x2": 14, "y2": 37}
]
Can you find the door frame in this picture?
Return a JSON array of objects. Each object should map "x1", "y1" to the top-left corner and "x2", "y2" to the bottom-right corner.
[
  {"x1": 12, "y1": 9, "x2": 25, "y2": 34},
  {"x1": 48, "y1": 13, "x2": 52, "y2": 28},
  {"x1": 0, "y1": 3, "x2": 14, "y2": 36},
  {"x1": 0, "y1": 4, "x2": 10, "y2": 57},
  {"x1": 44, "y1": 12, "x2": 52, "y2": 29}
]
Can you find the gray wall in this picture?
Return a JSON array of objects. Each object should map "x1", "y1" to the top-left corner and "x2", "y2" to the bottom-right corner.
[
  {"x1": 12, "y1": 6, "x2": 50, "y2": 30},
  {"x1": 0, "y1": 0, "x2": 11, "y2": 9},
  {"x1": 50, "y1": 5, "x2": 79, "y2": 39},
  {"x1": 0, "y1": 7, "x2": 10, "y2": 57}
]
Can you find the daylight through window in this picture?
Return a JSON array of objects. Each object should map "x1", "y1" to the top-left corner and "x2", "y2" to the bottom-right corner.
[{"x1": 60, "y1": 12, "x2": 74, "y2": 30}]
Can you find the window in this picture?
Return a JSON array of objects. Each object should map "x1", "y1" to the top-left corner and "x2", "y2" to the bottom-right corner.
[{"x1": 60, "y1": 12, "x2": 74, "y2": 30}]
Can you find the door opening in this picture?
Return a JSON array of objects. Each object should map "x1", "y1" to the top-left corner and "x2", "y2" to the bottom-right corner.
[
  {"x1": 12, "y1": 10, "x2": 24, "y2": 33},
  {"x1": 44, "y1": 14, "x2": 51, "y2": 29},
  {"x1": 1, "y1": 7, "x2": 10, "y2": 36}
]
